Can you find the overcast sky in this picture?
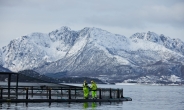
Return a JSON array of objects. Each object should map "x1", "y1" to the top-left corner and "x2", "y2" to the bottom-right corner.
[{"x1": 0, "y1": 0, "x2": 184, "y2": 47}]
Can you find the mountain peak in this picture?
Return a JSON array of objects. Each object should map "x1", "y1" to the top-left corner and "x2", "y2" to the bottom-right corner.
[
  {"x1": 50, "y1": 26, "x2": 72, "y2": 34},
  {"x1": 59, "y1": 26, "x2": 71, "y2": 31},
  {"x1": 130, "y1": 31, "x2": 184, "y2": 55},
  {"x1": 130, "y1": 31, "x2": 160, "y2": 42}
]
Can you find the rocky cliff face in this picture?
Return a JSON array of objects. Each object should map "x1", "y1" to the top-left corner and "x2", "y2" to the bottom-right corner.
[{"x1": 0, "y1": 27, "x2": 184, "y2": 83}]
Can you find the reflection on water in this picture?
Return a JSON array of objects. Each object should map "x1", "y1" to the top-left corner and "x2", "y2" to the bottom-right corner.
[
  {"x1": 83, "y1": 102, "x2": 97, "y2": 110},
  {"x1": 83, "y1": 102, "x2": 88, "y2": 109},
  {"x1": 0, "y1": 102, "x2": 123, "y2": 110},
  {"x1": 92, "y1": 102, "x2": 97, "y2": 109}
]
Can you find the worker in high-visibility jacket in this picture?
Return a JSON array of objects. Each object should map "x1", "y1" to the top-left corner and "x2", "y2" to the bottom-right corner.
[
  {"x1": 90, "y1": 80, "x2": 97, "y2": 99},
  {"x1": 83, "y1": 80, "x2": 89, "y2": 99}
]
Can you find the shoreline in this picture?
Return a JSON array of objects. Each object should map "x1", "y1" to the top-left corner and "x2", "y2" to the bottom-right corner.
[{"x1": 115, "y1": 82, "x2": 184, "y2": 86}]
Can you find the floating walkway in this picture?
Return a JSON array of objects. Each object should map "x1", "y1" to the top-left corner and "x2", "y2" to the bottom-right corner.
[
  {"x1": 0, "y1": 83, "x2": 132, "y2": 103},
  {"x1": 0, "y1": 98, "x2": 132, "y2": 103},
  {"x1": 0, "y1": 72, "x2": 132, "y2": 103}
]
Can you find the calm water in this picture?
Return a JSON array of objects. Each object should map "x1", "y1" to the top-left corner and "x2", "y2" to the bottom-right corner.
[{"x1": 0, "y1": 84, "x2": 184, "y2": 110}]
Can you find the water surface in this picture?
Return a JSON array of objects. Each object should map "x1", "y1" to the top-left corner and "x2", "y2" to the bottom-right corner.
[{"x1": 1, "y1": 84, "x2": 184, "y2": 110}]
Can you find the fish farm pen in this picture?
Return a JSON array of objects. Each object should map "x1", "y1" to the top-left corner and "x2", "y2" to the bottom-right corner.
[{"x1": 0, "y1": 72, "x2": 132, "y2": 103}]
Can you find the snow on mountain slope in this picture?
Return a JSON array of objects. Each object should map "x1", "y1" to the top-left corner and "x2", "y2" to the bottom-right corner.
[
  {"x1": 130, "y1": 31, "x2": 184, "y2": 55},
  {"x1": 1, "y1": 27, "x2": 78, "y2": 72},
  {"x1": 78, "y1": 27, "x2": 130, "y2": 64},
  {"x1": 35, "y1": 28, "x2": 131, "y2": 75},
  {"x1": 129, "y1": 37, "x2": 184, "y2": 65},
  {"x1": 0, "y1": 26, "x2": 184, "y2": 83},
  {"x1": 33, "y1": 27, "x2": 184, "y2": 83}
]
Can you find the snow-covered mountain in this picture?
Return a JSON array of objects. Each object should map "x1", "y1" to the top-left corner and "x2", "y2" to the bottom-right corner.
[
  {"x1": 130, "y1": 31, "x2": 184, "y2": 55},
  {"x1": 0, "y1": 27, "x2": 184, "y2": 83},
  {"x1": 0, "y1": 27, "x2": 78, "y2": 71}
]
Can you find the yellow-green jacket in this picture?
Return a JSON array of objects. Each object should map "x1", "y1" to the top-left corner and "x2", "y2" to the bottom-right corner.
[{"x1": 90, "y1": 82, "x2": 97, "y2": 91}]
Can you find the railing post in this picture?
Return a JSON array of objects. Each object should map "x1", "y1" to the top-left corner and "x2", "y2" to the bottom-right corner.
[
  {"x1": 8, "y1": 74, "x2": 11, "y2": 99},
  {"x1": 49, "y1": 88, "x2": 51, "y2": 99},
  {"x1": 121, "y1": 89, "x2": 124, "y2": 98},
  {"x1": 99, "y1": 89, "x2": 102, "y2": 99},
  {"x1": 31, "y1": 86, "x2": 33, "y2": 97},
  {"x1": 0, "y1": 88, "x2": 3, "y2": 99},
  {"x1": 68, "y1": 88, "x2": 71, "y2": 99},
  {"x1": 26, "y1": 88, "x2": 28, "y2": 99},
  {"x1": 47, "y1": 87, "x2": 48, "y2": 98},
  {"x1": 16, "y1": 74, "x2": 19, "y2": 99},
  {"x1": 110, "y1": 88, "x2": 112, "y2": 99},
  {"x1": 75, "y1": 87, "x2": 76, "y2": 99},
  {"x1": 61, "y1": 87, "x2": 63, "y2": 95},
  {"x1": 117, "y1": 89, "x2": 120, "y2": 98},
  {"x1": 60, "y1": 87, "x2": 63, "y2": 99}
]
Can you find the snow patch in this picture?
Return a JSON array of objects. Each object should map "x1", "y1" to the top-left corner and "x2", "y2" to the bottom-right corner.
[
  {"x1": 66, "y1": 35, "x2": 87, "y2": 57},
  {"x1": 169, "y1": 75, "x2": 181, "y2": 82}
]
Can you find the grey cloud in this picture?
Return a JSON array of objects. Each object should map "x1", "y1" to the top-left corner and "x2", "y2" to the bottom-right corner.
[
  {"x1": 84, "y1": 1, "x2": 184, "y2": 29},
  {"x1": 1, "y1": 0, "x2": 184, "y2": 28},
  {"x1": 0, "y1": 0, "x2": 184, "y2": 47},
  {"x1": 140, "y1": 3, "x2": 184, "y2": 27}
]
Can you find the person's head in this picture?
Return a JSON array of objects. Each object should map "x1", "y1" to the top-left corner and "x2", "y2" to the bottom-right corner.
[
  {"x1": 91, "y1": 80, "x2": 94, "y2": 83},
  {"x1": 84, "y1": 80, "x2": 86, "y2": 83}
]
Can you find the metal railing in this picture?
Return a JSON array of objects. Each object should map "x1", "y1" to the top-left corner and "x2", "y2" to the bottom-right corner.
[{"x1": 0, "y1": 87, "x2": 123, "y2": 100}]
